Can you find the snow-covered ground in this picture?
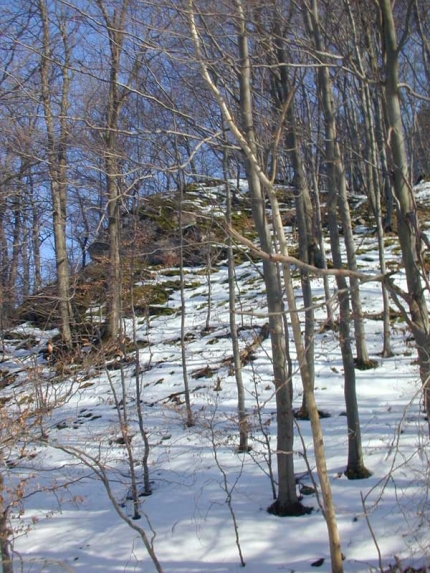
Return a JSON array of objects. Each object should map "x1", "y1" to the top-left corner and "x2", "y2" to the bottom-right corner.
[{"x1": 2, "y1": 185, "x2": 430, "y2": 573}]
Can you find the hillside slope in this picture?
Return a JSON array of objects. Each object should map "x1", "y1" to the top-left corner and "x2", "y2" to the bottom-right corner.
[{"x1": 1, "y1": 182, "x2": 430, "y2": 573}]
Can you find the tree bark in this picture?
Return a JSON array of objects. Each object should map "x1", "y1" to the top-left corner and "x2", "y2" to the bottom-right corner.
[
  {"x1": 0, "y1": 447, "x2": 13, "y2": 573},
  {"x1": 95, "y1": 0, "x2": 130, "y2": 341},
  {"x1": 38, "y1": 0, "x2": 72, "y2": 347},
  {"x1": 378, "y1": 0, "x2": 430, "y2": 421},
  {"x1": 275, "y1": 39, "x2": 316, "y2": 417},
  {"x1": 234, "y1": 1, "x2": 299, "y2": 513},
  {"x1": 306, "y1": 0, "x2": 370, "y2": 478},
  {"x1": 178, "y1": 178, "x2": 194, "y2": 428},
  {"x1": 344, "y1": 0, "x2": 392, "y2": 358},
  {"x1": 223, "y1": 139, "x2": 249, "y2": 451}
]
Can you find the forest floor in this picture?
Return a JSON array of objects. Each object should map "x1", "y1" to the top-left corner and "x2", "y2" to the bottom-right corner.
[{"x1": 2, "y1": 182, "x2": 430, "y2": 572}]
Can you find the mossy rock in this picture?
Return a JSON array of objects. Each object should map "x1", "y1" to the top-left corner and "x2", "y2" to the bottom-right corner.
[
  {"x1": 186, "y1": 282, "x2": 204, "y2": 293},
  {"x1": 15, "y1": 283, "x2": 62, "y2": 328},
  {"x1": 184, "y1": 182, "x2": 200, "y2": 193},
  {"x1": 148, "y1": 306, "x2": 177, "y2": 317},
  {"x1": 231, "y1": 210, "x2": 254, "y2": 233},
  {"x1": 122, "y1": 282, "x2": 175, "y2": 316},
  {"x1": 202, "y1": 178, "x2": 224, "y2": 187}
]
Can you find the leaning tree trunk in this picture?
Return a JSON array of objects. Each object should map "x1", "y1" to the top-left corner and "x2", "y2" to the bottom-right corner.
[
  {"x1": 261, "y1": 52, "x2": 343, "y2": 567},
  {"x1": 263, "y1": 173, "x2": 344, "y2": 569},
  {"x1": 188, "y1": 2, "x2": 343, "y2": 565},
  {"x1": 237, "y1": 7, "x2": 344, "y2": 567},
  {"x1": 379, "y1": 0, "x2": 430, "y2": 419}
]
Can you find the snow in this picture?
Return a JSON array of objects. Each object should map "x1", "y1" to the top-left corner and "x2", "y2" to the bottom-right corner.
[{"x1": 2, "y1": 186, "x2": 430, "y2": 572}]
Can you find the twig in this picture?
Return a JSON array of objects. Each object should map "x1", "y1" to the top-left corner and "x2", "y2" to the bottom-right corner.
[{"x1": 360, "y1": 491, "x2": 384, "y2": 573}]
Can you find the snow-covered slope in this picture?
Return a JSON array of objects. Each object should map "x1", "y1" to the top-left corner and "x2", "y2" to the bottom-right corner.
[{"x1": 1, "y1": 187, "x2": 429, "y2": 573}]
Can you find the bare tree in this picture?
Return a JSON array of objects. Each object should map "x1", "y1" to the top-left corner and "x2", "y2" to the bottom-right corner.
[
  {"x1": 37, "y1": 0, "x2": 73, "y2": 346},
  {"x1": 0, "y1": 452, "x2": 13, "y2": 573},
  {"x1": 262, "y1": 9, "x2": 317, "y2": 418},
  {"x1": 187, "y1": 0, "x2": 301, "y2": 515},
  {"x1": 178, "y1": 176, "x2": 194, "y2": 428},
  {"x1": 93, "y1": 0, "x2": 131, "y2": 341},
  {"x1": 343, "y1": 0, "x2": 392, "y2": 358},
  {"x1": 222, "y1": 135, "x2": 249, "y2": 452},
  {"x1": 378, "y1": 0, "x2": 430, "y2": 424},
  {"x1": 304, "y1": 0, "x2": 371, "y2": 479}
]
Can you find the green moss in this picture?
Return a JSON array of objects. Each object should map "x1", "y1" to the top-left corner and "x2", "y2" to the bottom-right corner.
[
  {"x1": 356, "y1": 247, "x2": 374, "y2": 256},
  {"x1": 184, "y1": 182, "x2": 200, "y2": 193},
  {"x1": 126, "y1": 283, "x2": 167, "y2": 309},
  {"x1": 194, "y1": 268, "x2": 219, "y2": 276},
  {"x1": 233, "y1": 251, "x2": 249, "y2": 265},
  {"x1": 231, "y1": 210, "x2": 250, "y2": 226},
  {"x1": 243, "y1": 276, "x2": 261, "y2": 286},
  {"x1": 148, "y1": 306, "x2": 177, "y2": 317},
  {"x1": 384, "y1": 237, "x2": 397, "y2": 247},
  {"x1": 185, "y1": 281, "x2": 203, "y2": 290},
  {"x1": 161, "y1": 280, "x2": 181, "y2": 291}
]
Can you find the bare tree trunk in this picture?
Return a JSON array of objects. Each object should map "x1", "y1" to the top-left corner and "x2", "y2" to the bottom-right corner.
[
  {"x1": 204, "y1": 246, "x2": 212, "y2": 332},
  {"x1": 262, "y1": 110, "x2": 345, "y2": 573},
  {"x1": 0, "y1": 452, "x2": 13, "y2": 573},
  {"x1": 306, "y1": 0, "x2": 370, "y2": 478},
  {"x1": 223, "y1": 139, "x2": 249, "y2": 452},
  {"x1": 128, "y1": 200, "x2": 152, "y2": 496},
  {"x1": 360, "y1": 14, "x2": 394, "y2": 232},
  {"x1": 7, "y1": 181, "x2": 22, "y2": 317},
  {"x1": 413, "y1": 0, "x2": 430, "y2": 85},
  {"x1": 234, "y1": 6, "x2": 299, "y2": 514},
  {"x1": 105, "y1": 157, "x2": 122, "y2": 340},
  {"x1": 306, "y1": 1, "x2": 371, "y2": 369},
  {"x1": 95, "y1": 0, "x2": 129, "y2": 341},
  {"x1": 29, "y1": 172, "x2": 42, "y2": 293},
  {"x1": 378, "y1": 0, "x2": 430, "y2": 420},
  {"x1": 303, "y1": 89, "x2": 334, "y2": 327},
  {"x1": 21, "y1": 227, "x2": 30, "y2": 301},
  {"x1": 38, "y1": 0, "x2": 72, "y2": 347},
  {"x1": 344, "y1": 0, "x2": 392, "y2": 358},
  {"x1": 259, "y1": 60, "x2": 344, "y2": 567},
  {"x1": 178, "y1": 179, "x2": 194, "y2": 428},
  {"x1": 274, "y1": 39, "x2": 315, "y2": 417},
  {"x1": 363, "y1": 91, "x2": 392, "y2": 358},
  {"x1": 0, "y1": 205, "x2": 8, "y2": 336}
]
